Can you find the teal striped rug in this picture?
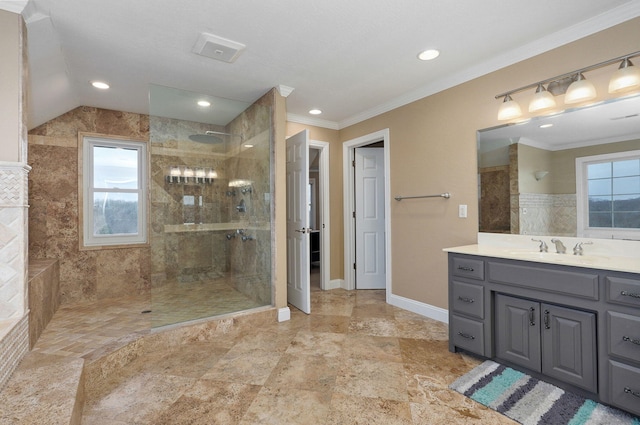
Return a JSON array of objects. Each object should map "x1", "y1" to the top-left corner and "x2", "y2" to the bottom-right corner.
[{"x1": 450, "y1": 360, "x2": 640, "y2": 425}]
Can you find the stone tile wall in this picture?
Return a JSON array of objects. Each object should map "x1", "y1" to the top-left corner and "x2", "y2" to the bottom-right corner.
[{"x1": 28, "y1": 107, "x2": 151, "y2": 305}]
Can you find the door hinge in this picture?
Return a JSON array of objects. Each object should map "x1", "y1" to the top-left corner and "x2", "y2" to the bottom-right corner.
[
  {"x1": 353, "y1": 262, "x2": 356, "y2": 270},
  {"x1": 352, "y1": 211, "x2": 355, "y2": 218},
  {"x1": 352, "y1": 160, "x2": 355, "y2": 167}
]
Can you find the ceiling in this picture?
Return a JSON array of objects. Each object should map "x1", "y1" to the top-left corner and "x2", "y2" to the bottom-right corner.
[{"x1": 5, "y1": 0, "x2": 640, "y2": 129}]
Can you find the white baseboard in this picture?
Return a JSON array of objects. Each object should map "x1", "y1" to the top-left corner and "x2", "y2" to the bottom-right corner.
[
  {"x1": 325, "y1": 279, "x2": 346, "y2": 290},
  {"x1": 387, "y1": 293, "x2": 449, "y2": 324},
  {"x1": 277, "y1": 307, "x2": 290, "y2": 322}
]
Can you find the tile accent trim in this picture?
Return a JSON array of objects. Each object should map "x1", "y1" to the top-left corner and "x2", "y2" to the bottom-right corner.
[
  {"x1": 0, "y1": 314, "x2": 29, "y2": 391},
  {"x1": 0, "y1": 162, "x2": 30, "y2": 207}
]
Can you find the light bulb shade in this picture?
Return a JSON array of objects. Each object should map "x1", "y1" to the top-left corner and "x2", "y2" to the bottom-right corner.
[
  {"x1": 497, "y1": 95, "x2": 522, "y2": 120},
  {"x1": 608, "y1": 58, "x2": 640, "y2": 93},
  {"x1": 564, "y1": 74, "x2": 597, "y2": 104},
  {"x1": 528, "y1": 84, "x2": 556, "y2": 112}
]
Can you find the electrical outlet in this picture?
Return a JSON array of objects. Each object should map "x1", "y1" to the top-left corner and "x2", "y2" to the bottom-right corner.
[{"x1": 458, "y1": 204, "x2": 468, "y2": 218}]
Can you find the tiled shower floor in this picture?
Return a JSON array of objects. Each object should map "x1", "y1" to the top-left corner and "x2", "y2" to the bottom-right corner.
[
  {"x1": 151, "y1": 278, "x2": 265, "y2": 327},
  {"x1": 32, "y1": 278, "x2": 264, "y2": 358}
]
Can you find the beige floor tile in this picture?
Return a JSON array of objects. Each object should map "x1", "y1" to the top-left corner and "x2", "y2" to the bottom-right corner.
[
  {"x1": 239, "y1": 386, "x2": 332, "y2": 425},
  {"x1": 326, "y1": 392, "x2": 413, "y2": 425},
  {"x1": 342, "y1": 334, "x2": 403, "y2": 362},
  {"x1": 200, "y1": 348, "x2": 283, "y2": 385},
  {"x1": 285, "y1": 330, "x2": 346, "y2": 357},
  {"x1": 264, "y1": 353, "x2": 340, "y2": 392},
  {"x1": 334, "y1": 357, "x2": 409, "y2": 402},
  {"x1": 148, "y1": 380, "x2": 261, "y2": 425}
]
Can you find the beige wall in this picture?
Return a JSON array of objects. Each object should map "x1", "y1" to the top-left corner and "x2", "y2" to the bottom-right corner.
[
  {"x1": 0, "y1": 10, "x2": 24, "y2": 162},
  {"x1": 333, "y1": 18, "x2": 640, "y2": 310},
  {"x1": 518, "y1": 144, "x2": 554, "y2": 194}
]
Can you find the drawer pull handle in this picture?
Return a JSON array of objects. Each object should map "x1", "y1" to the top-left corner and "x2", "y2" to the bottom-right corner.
[
  {"x1": 457, "y1": 331, "x2": 475, "y2": 340},
  {"x1": 622, "y1": 336, "x2": 640, "y2": 346},
  {"x1": 529, "y1": 307, "x2": 536, "y2": 327},
  {"x1": 457, "y1": 266, "x2": 475, "y2": 272},
  {"x1": 544, "y1": 310, "x2": 550, "y2": 330},
  {"x1": 458, "y1": 296, "x2": 475, "y2": 303},
  {"x1": 624, "y1": 387, "x2": 640, "y2": 398},
  {"x1": 621, "y1": 290, "x2": 640, "y2": 299}
]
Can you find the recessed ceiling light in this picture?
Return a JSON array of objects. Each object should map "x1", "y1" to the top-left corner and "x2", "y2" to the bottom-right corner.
[
  {"x1": 309, "y1": 109, "x2": 322, "y2": 115},
  {"x1": 91, "y1": 81, "x2": 110, "y2": 89},
  {"x1": 244, "y1": 144, "x2": 254, "y2": 148},
  {"x1": 197, "y1": 100, "x2": 211, "y2": 107},
  {"x1": 539, "y1": 123, "x2": 554, "y2": 129},
  {"x1": 418, "y1": 49, "x2": 440, "y2": 61}
]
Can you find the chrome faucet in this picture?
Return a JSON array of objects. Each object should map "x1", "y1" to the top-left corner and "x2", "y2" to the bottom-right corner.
[
  {"x1": 531, "y1": 238, "x2": 548, "y2": 252},
  {"x1": 550, "y1": 238, "x2": 566, "y2": 254},
  {"x1": 573, "y1": 241, "x2": 593, "y2": 255}
]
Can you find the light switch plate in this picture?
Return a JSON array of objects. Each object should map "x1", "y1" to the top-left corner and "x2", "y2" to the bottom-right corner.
[{"x1": 459, "y1": 204, "x2": 468, "y2": 218}]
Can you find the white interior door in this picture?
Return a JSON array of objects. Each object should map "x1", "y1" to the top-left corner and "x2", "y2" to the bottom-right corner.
[
  {"x1": 286, "y1": 130, "x2": 310, "y2": 313},
  {"x1": 355, "y1": 147, "x2": 385, "y2": 289}
]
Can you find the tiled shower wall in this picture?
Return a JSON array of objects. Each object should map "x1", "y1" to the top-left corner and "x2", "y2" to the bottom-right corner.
[
  {"x1": 518, "y1": 193, "x2": 577, "y2": 237},
  {"x1": 28, "y1": 107, "x2": 151, "y2": 305}
]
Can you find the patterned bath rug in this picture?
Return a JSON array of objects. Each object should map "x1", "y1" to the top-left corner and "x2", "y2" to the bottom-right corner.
[{"x1": 450, "y1": 360, "x2": 640, "y2": 425}]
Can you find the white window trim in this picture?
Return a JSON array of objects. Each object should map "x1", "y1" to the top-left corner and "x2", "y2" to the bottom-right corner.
[
  {"x1": 576, "y1": 149, "x2": 640, "y2": 240},
  {"x1": 81, "y1": 134, "x2": 148, "y2": 248}
]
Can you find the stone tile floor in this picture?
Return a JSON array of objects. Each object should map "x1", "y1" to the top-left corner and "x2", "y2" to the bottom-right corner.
[{"x1": 79, "y1": 276, "x2": 516, "y2": 424}]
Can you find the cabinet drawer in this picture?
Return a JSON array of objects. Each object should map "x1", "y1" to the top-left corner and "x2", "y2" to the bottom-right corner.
[
  {"x1": 488, "y1": 262, "x2": 599, "y2": 300},
  {"x1": 607, "y1": 276, "x2": 640, "y2": 308},
  {"x1": 451, "y1": 280, "x2": 484, "y2": 319},
  {"x1": 608, "y1": 311, "x2": 640, "y2": 364},
  {"x1": 451, "y1": 315, "x2": 484, "y2": 356},
  {"x1": 452, "y1": 257, "x2": 484, "y2": 281},
  {"x1": 609, "y1": 360, "x2": 640, "y2": 417}
]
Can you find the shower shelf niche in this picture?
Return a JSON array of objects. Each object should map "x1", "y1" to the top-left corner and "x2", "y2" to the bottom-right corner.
[{"x1": 164, "y1": 222, "x2": 269, "y2": 233}]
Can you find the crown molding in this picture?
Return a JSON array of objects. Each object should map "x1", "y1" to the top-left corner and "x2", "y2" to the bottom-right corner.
[
  {"x1": 338, "y1": 2, "x2": 640, "y2": 130},
  {"x1": 286, "y1": 113, "x2": 340, "y2": 130},
  {"x1": 0, "y1": 1, "x2": 28, "y2": 14}
]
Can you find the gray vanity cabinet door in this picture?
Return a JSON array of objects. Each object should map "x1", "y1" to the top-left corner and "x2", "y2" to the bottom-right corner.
[
  {"x1": 541, "y1": 303, "x2": 597, "y2": 393},
  {"x1": 496, "y1": 294, "x2": 541, "y2": 372}
]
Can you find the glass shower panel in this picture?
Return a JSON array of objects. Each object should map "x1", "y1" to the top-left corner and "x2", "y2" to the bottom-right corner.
[{"x1": 148, "y1": 84, "x2": 273, "y2": 328}]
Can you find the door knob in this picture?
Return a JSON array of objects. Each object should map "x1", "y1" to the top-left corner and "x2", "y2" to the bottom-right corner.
[{"x1": 295, "y1": 228, "x2": 308, "y2": 233}]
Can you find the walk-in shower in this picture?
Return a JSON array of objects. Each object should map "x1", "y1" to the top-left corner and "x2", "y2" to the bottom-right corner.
[{"x1": 148, "y1": 84, "x2": 273, "y2": 328}]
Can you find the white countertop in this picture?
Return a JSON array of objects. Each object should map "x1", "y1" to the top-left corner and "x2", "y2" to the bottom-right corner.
[{"x1": 444, "y1": 233, "x2": 640, "y2": 274}]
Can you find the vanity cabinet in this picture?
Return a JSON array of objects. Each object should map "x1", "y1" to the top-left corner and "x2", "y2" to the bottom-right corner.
[
  {"x1": 447, "y1": 252, "x2": 640, "y2": 416},
  {"x1": 495, "y1": 294, "x2": 596, "y2": 392}
]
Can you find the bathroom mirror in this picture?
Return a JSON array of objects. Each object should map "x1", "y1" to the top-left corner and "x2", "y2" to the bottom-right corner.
[{"x1": 477, "y1": 93, "x2": 640, "y2": 239}]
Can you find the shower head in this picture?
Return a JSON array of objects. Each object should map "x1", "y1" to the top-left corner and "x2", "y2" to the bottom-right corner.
[
  {"x1": 188, "y1": 134, "x2": 223, "y2": 144},
  {"x1": 188, "y1": 130, "x2": 243, "y2": 144}
]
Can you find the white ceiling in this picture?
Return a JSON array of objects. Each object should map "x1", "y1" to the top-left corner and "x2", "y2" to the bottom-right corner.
[{"x1": 8, "y1": 0, "x2": 640, "y2": 129}]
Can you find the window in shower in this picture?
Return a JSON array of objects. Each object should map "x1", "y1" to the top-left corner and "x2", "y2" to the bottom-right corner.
[{"x1": 80, "y1": 134, "x2": 148, "y2": 248}]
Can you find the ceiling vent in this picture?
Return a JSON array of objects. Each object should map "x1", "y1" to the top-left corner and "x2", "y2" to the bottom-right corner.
[{"x1": 192, "y1": 32, "x2": 245, "y2": 63}]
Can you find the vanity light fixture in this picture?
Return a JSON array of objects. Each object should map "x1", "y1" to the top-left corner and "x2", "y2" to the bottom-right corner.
[
  {"x1": 497, "y1": 95, "x2": 522, "y2": 121},
  {"x1": 91, "y1": 81, "x2": 110, "y2": 89},
  {"x1": 528, "y1": 84, "x2": 556, "y2": 112},
  {"x1": 496, "y1": 50, "x2": 640, "y2": 120},
  {"x1": 609, "y1": 58, "x2": 640, "y2": 93},
  {"x1": 564, "y1": 73, "x2": 597, "y2": 104}
]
